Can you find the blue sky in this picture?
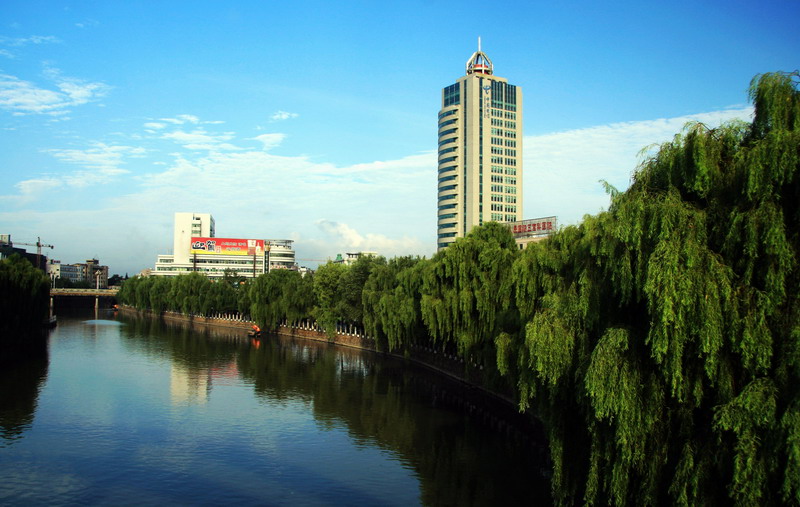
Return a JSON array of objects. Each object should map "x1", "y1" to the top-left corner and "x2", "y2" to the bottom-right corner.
[{"x1": 0, "y1": 1, "x2": 797, "y2": 275}]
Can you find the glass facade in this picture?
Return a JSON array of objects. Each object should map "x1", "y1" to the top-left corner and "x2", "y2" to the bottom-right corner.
[{"x1": 443, "y1": 83, "x2": 460, "y2": 107}]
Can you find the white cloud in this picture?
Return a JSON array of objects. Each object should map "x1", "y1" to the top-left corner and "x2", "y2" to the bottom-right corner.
[
  {"x1": 177, "y1": 114, "x2": 200, "y2": 124},
  {"x1": 0, "y1": 69, "x2": 109, "y2": 116},
  {"x1": 47, "y1": 143, "x2": 144, "y2": 172},
  {"x1": 161, "y1": 129, "x2": 240, "y2": 151},
  {"x1": 270, "y1": 110, "x2": 298, "y2": 121},
  {"x1": 523, "y1": 106, "x2": 754, "y2": 225},
  {"x1": 301, "y1": 220, "x2": 427, "y2": 261},
  {"x1": 158, "y1": 114, "x2": 202, "y2": 125},
  {"x1": 12, "y1": 143, "x2": 146, "y2": 191},
  {"x1": 144, "y1": 122, "x2": 166, "y2": 130},
  {"x1": 75, "y1": 20, "x2": 100, "y2": 29},
  {"x1": 0, "y1": 35, "x2": 61, "y2": 47},
  {"x1": 251, "y1": 133, "x2": 286, "y2": 151},
  {"x1": 0, "y1": 177, "x2": 62, "y2": 205}
]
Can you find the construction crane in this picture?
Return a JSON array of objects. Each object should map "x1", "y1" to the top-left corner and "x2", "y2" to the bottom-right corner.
[{"x1": 13, "y1": 237, "x2": 54, "y2": 270}]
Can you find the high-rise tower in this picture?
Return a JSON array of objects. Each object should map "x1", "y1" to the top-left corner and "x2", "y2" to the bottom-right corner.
[{"x1": 437, "y1": 40, "x2": 523, "y2": 250}]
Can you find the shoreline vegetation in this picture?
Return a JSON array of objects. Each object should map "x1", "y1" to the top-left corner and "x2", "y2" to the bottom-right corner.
[
  {"x1": 113, "y1": 72, "x2": 800, "y2": 504},
  {"x1": 0, "y1": 254, "x2": 50, "y2": 364}
]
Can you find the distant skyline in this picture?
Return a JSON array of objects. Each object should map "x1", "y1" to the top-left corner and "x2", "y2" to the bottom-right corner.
[{"x1": 0, "y1": 1, "x2": 797, "y2": 275}]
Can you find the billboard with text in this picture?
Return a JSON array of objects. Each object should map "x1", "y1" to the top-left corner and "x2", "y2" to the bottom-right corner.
[
  {"x1": 190, "y1": 237, "x2": 265, "y2": 256},
  {"x1": 507, "y1": 217, "x2": 557, "y2": 238}
]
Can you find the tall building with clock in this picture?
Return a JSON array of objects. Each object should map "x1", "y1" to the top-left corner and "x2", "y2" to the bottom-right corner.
[{"x1": 437, "y1": 40, "x2": 523, "y2": 250}]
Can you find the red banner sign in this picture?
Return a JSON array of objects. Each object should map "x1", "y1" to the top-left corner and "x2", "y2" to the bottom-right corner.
[{"x1": 190, "y1": 237, "x2": 265, "y2": 256}]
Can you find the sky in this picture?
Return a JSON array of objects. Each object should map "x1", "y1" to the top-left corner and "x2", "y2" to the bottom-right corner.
[{"x1": 0, "y1": 1, "x2": 797, "y2": 276}]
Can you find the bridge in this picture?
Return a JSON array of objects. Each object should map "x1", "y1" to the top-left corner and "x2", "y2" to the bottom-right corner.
[
  {"x1": 50, "y1": 288, "x2": 119, "y2": 297},
  {"x1": 50, "y1": 288, "x2": 119, "y2": 309}
]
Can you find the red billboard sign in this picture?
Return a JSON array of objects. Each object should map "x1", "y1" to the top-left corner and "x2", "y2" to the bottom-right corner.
[{"x1": 190, "y1": 237, "x2": 265, "y2": 256}]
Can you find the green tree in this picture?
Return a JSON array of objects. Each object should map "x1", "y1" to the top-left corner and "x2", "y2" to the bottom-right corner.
[
  {"x1": 362, "y1": 256, "x2": 428, "y2": 353},
  {"x1": 337, "y1": 255, "x2": 384, "y2": 325},
  {"x1": 0, "y1": 254, "x2": 50, "y2": 339},
  {"x1": 421, "y1": 222, "x2": 520, "y2": 382},
  {"x1": 504, "y1": 71, "x2": 800, "y2": 505},
  {"x1": 313, "y1": 262, "x2": 349, "y2": 336}
]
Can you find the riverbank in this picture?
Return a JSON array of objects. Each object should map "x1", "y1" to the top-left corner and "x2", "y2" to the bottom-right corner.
[{"x1": 119, "y1": 305, "x2": 518, "y2": 407}]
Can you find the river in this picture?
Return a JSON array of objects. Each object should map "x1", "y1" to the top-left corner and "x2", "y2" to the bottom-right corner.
[{"x1": 0, "y1": 309, "x2": 550, "y2": 506}]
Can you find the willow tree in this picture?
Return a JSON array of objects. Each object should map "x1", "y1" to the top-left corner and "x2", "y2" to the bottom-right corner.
[
  {"x1": 506, "y1": 72, "x2": 799, "y2": 505},
  {"x1": 313, "y1": 261, "x2": 349, "y2": 336},
  {"x1": 248, "y1": 269, "x2": 315, "y2": 331},
  {"x1": 421, "y1": 221, "x2": 520, "y2": 381},
  {"x1": 362, "y1": 256, "x2": 428, "y2": 353}
]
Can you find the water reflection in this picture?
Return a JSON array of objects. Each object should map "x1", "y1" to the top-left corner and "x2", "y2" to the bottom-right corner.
[
  {"x1": 119, "y1": 314, "x2": 551, "y2": 505},
  {"x1": 170, "y1": 364, "x2": 212, "y2": 405},
  {"x1": 0, "y1": 356, "x2": 48, "y2": 445}
]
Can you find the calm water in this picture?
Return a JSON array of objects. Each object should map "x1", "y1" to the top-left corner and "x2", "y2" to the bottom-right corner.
[{"x1": 0, "y1": 310, "x2": 550, "y2": 506}]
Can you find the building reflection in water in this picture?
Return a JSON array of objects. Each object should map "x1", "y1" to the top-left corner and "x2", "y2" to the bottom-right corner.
[
  {"x1": 169, "y1": 361, "x2": 241, "y2": 405},
  {"x1": 170, "y1": 363, "x2": 212, "y2": 405}
]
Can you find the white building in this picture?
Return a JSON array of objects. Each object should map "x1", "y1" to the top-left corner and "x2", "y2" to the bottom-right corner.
[
  {"x1": 48, "y1": 260, "x2": 83, "y2": 284},
  {"x1": 437, "y1": 40, "x2": 523, "y2": 250},
  {"x1": 153, "y1": 212, "x2": 296, "y2": 278},
  {"x1": 333, "y1": 251, "x2": 378, "y2": 265}
]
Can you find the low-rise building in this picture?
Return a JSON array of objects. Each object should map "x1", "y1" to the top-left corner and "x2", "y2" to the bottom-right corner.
[
  {"x1": 153, "y1": 213, "x2": 296, "y2": 278},
  {"x1": 47, "y1": 258, "x2": 110, "y2": 288}
]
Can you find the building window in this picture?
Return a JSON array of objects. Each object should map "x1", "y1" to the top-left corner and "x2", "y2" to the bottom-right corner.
[{"x1": 443, "y1": 83, "x2": 460, "y2": 107}]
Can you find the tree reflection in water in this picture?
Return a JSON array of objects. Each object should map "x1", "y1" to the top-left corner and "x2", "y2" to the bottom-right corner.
[{"x1": 120, "y1": 314, "x2": 551, "y2": 505}]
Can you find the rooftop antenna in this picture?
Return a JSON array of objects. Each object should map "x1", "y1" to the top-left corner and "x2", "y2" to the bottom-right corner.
[{"x1": 478, "y1": 36, "x2": 481, "y2": 52}]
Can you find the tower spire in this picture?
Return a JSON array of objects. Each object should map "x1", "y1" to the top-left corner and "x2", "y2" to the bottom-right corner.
[{"x1": 466, "y1": 38, "x2": 493, "y2": 75}]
